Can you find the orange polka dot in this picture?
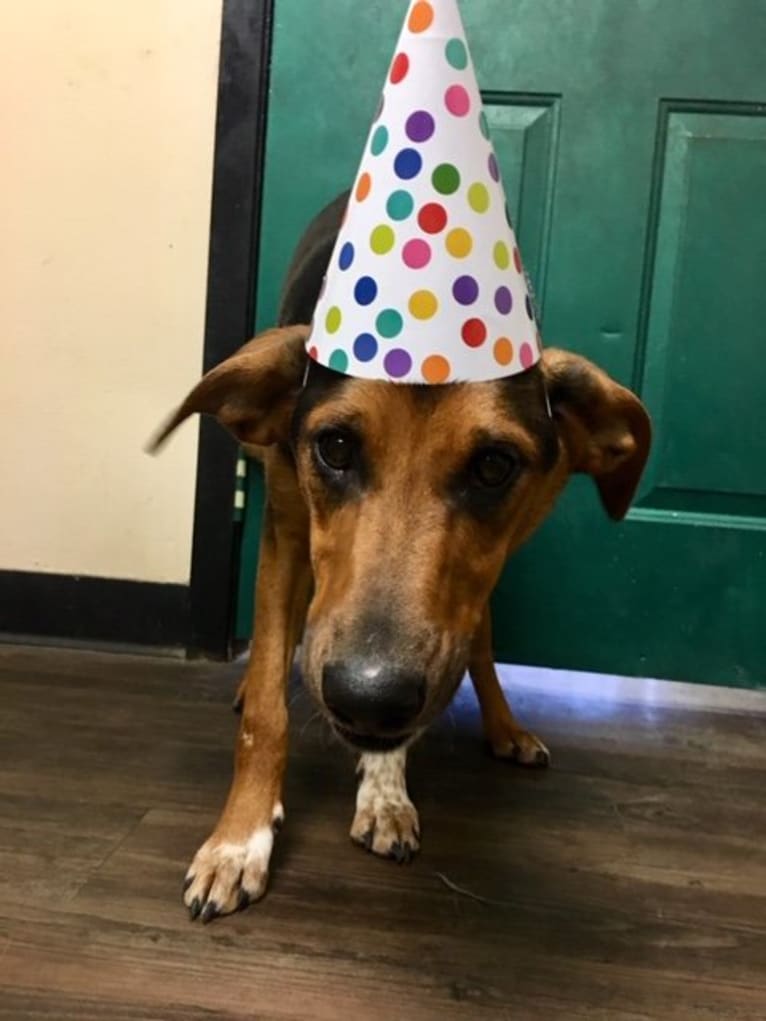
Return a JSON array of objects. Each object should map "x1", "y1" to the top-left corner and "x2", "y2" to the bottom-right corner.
[
  {"x1": 409, "y1": 1, "x2": 434, "y2": 33},
  {"x1": 494, "y1": 337, "x2": 514, "y2": 366},
  {"x1": 356, "y1": 172, "x2": 372, "y2": 202},
  {"x1": 422, "y1": 354, "x2": 450, "y2": 383}
]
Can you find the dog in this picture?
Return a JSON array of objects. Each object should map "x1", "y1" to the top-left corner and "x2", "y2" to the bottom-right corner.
[{"x1": 153, "y1": 191, "x2": 651, "y2": 923}]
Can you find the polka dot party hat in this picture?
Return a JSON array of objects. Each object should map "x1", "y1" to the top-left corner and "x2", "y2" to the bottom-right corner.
[{"x1": 308, "y1": 0, "x2": 542, "y2": 384}]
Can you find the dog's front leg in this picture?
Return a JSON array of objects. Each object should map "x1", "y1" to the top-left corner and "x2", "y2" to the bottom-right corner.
[
  {"x1": 469, "y1": 606, "x2": 550, "y2": 766},
  {"x1": 350, "y1": 748, "x2": 420, "y2": 862},
  {"x1": 184, "y1": 495, "x2": 311, "y2": 922}
]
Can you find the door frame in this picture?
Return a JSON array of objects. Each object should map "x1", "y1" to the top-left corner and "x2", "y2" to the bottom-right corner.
[{"x1": 188, "y1": 0, "x2": 275, "y2": 658}]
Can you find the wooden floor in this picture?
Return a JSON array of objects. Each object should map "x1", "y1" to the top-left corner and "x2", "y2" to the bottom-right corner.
[{"x1": 1, "y1": 644, "x2": 765, "y2": 1021}]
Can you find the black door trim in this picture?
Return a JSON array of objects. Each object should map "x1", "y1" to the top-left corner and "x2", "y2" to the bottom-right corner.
[{"x1": 188, "y1": 0, "x2": 276, "y2": 658}]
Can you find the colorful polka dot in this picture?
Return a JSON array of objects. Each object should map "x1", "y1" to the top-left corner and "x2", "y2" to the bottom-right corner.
[
  {"x1": 356, "y1": 173, "x2": 371, "y2": 201},
  {"x1": 394, "y1": 147, "x2": 422, "y2": 180},
  {"x1": 354, "y1": 276, "x2": 377, "y2": 305},
  {"x1": 488, "y1": 154, "x2": 499, "y2": 181},
  {"x1": 387, "y1": 189, "x2": 414, "y2": 221},
  {"x1": 329, "y1": 349, "x2": 348, "y2": 373},
  {"x1": 353, "y1": 333, "x2": 378, "y2": 362},
  {"x1": 494, "y1": 338, "x2": 513, "y2": 366},
  {"x1": 445, "y1": 38, "x2": 468, "y2": 70},
  {"x1": 402, "y1": 238, "x2": 431, "y2": 269},
  {"x1": 409, "y1": 289, "x2": 438, "y2": 320},
  {"x1": 468, "y1": 182, "x2": 490, "y2": 213},
  {"x1": 493, "y1": 241, "x2": 510, "y2": 269},
  {"x1": 479, "y1": 111, "x2": 490, "y2": 139},
  {"x1": 408, "y1": 1, "x2": 433, "y2": 33},
  {"x1": 371, "y1": 125, "x2": 389, "y2": 156},
  {"x1": 495, "y1": 285, "x2": 512, "y2": 315},
  {"x1": 461, "y1": 318, "x2": 487, "y2": 347},
  {"x1": 325, "y1": 306, "x2": 342, "y2": 333},
  {"x1": 432, "y1": 163, "x2": 460, "y2": 195},
  {"x1": 308, "y1": 344, "x2": 318, "y2": 362},
  {"x1": 513, "y1": 246, "x2": 523, "y2": 273},
  {"x1": 370, "y1": 224, "x2": 395, "y2": 254},
  {"x1": 453, "y1": 275, "x2": 479, "y2": 305},
  {"x1": 377, "y1": 309, "x2": 404, "y2": 338},
  {"x1": 418, "y1": 202, "x2": 447, "y2": 234},
  {"x1": 445, "y1": 227, "x2": 472, "y2": 258},
  {"x1": 525, "y1": 295, "x2": 534, "y2": 320},
  {"x1": 390, "y1": 53, "x2": 409, "y2": 84},
  {"x1": 445, "y1": 84, "x2": 471, "y2": 117},
  {"x1": 385, "y1": 349, "x2": 413, "y2": 378},
  {"x1": 406, "y1": 110, "x2": 435, "y2": 143},
  {"x1": 422, "y1": 355, "x2": 451, "y2": 383},
  {"x1": 520, "y1": 342, "x2": 535, "y2": 369},
  {"x1": 338, "y1": 242, "x2": 354, "y2": 270}
]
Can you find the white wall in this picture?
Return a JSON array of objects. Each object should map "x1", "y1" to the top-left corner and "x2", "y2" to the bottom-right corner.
[{"x1": 0, "y1": 1, "x2": 223, "y2": 584}]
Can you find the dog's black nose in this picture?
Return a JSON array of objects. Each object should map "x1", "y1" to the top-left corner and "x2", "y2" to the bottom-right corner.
[{"x1": 322, "y1": 661, "x2": 426, "y2": 734}]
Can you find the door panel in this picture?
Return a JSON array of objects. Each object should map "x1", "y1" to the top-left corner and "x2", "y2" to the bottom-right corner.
[{"x1": 238, "y1": 0, "x2": 766, "y2": 687}]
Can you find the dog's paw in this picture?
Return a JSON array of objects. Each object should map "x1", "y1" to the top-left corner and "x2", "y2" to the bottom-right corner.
[
  {"x1": 350, "y1": 797, "x2": 420, "y2": 862},
  {"x1": 489, "y1": 726, "x2": 550, "y2": 767},
  {"x1": 183, "y1": 805, "x2": 283, "y2": 923}
]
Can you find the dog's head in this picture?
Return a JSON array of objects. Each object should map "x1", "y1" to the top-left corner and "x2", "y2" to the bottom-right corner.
[{"x1": 153, "y1": 325, "x2": 650, "y2": 750}]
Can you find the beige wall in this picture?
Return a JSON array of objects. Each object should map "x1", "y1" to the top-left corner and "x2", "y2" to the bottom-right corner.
[{"x1": 0, "y1": 1, "x2": 222, "y2": 584}]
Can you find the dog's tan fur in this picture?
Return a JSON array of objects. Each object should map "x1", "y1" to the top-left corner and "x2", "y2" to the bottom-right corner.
[{"x1": 154, "y1": 322, "x2": 650, "y2": 922}]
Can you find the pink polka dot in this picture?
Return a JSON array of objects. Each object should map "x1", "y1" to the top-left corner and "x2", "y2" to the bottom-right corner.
[
  {"x1": 402, "y1": 238, "x2": 431, "y2": 269},
  {"x1": 520, "y1": 342, "x2": 535, "y2": 369},
  {"x1": 445, "y1": 85, "x2": 470, "y2": 117}
]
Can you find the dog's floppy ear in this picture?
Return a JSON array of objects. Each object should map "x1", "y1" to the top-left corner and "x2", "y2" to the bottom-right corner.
[
  {"x1": 148, "y1": 325, "x2": 310, "y2": 452},
  {"x1": 541, "y1": 348, "x2": 651, "y2": 521}
]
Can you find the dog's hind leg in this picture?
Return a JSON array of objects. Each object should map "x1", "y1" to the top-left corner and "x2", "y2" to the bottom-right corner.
[
  {"x1": 350, "y1": 747, "x2": 420, "y2": 862},
  {"x1": 183, "y1": 450, "x2": 312, "y2": 921},
  {"x1": 469, "y1": 606, "x2": 550, "y2": 767}
]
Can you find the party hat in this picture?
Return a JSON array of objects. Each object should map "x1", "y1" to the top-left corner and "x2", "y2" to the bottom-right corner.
[{"x1": 307, "y1": 0, "x2": 542, "y2": 384}]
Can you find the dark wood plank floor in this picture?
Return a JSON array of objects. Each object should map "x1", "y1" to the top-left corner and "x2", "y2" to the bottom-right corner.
[{"x1": 0, "y1": 644, "x2": 764, "y2": 1020}]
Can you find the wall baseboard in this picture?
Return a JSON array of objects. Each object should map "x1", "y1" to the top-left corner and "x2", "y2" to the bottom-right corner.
[{"x1": 0, "y1": 571, "x2": 189, "y2": 649}]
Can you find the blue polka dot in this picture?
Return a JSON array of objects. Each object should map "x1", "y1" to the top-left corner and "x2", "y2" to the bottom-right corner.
[
  {"x1": 353, "y1": 333, "x2": 378, "y2": 362},
  {"x1": 338, "y1": 242, "x2": 354, "y2": 270},
  {"x1": 354, "y1": 276, "x2": 378, "y2": 306},
  {"x1": 394, "y1": 147, "x2": 422, "y2": 180}
]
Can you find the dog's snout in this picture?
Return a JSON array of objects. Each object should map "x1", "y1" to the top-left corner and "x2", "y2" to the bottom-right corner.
[{"x1": 322, "y1": 661, "x2": 426, "y2": 734}]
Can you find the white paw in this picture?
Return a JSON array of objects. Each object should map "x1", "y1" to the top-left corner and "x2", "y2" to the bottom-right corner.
[
  {"x1": 183, "y1": 804, "x2": 283, "y2": 922},
  {"x1": 350, "y1": 750, "x2": 420, "y2": 862}
]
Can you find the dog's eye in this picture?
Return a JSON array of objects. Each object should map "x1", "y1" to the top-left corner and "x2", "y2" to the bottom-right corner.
[
  {"x1": 469, "y1": 448, "x2": 518, "y2": 489},
  {"x1": 316, "y1": 429, "x2": 354, "y2": 472}
]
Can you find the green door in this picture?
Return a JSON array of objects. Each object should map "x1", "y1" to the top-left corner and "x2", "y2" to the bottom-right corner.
[{"x1": 237, "y1": 0, "x2": 766, "y2": 688}]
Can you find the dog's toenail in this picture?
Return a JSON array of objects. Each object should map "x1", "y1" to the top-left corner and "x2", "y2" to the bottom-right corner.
[
  {"x1": 362, "y1": 829, "x2": 374, "y2": 851},
  {"x1": 183, "y1": 875, "x2": 194, "y2": 893},
  {"x1": 201, "y1": 901, "x2": 219, "y2": 924},
  {"x1": 272, "y1": 816, "x2": 283, "y2": 835},
  {"x1": 189, "y1": 897, "x2": 202, "y2": 921},
  {"x1": 391, "y1": 840, "x2": 405, "y2": 863},
  {"x1": 238, "y1": 888, "x2": 251, "y2": 911}
]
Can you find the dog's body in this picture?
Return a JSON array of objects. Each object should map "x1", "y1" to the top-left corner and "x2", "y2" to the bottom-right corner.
[{"x1": 154, "y1": 194, "x2": 651, "y2": 923}]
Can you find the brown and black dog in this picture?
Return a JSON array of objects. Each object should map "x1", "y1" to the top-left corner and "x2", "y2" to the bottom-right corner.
[{"x1": 153, "y1": 192, "x2": 651, "y2": 923}]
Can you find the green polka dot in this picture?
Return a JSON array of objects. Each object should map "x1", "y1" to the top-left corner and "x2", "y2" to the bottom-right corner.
[
  {"x1": 479, "y1": 111, "x2": 490, "y2": 140},
  {"x1": 328, "y1": 349, "x2": 348, "y2": 373},
  {"x1": 370, "y1": 224, "x2": 395, "y2": 254},
  {"x1": 376, "y1": 309, "x2": 403, "y2": 338},
  {"x1": 493, "y1": 241, "x2": 510, "y2": 270},
  {"x1": 468, "y1": 182, "x2": 490, "y2": 213},
  {"x1": 371, "y1": 125, "x2": 389, "y2": 156},
  {"x1": 445, "y1": 38, "x2": 468, "y2": 70},
  {"x1": 325, "y1": 306, "x2": 342, "y2": 333},
  {"x1": 432, "y1": 163, "x2": 460, "y2": 195},
  {"x1": 387, "y1": 189, "x2": 414, "y2": 221}
]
